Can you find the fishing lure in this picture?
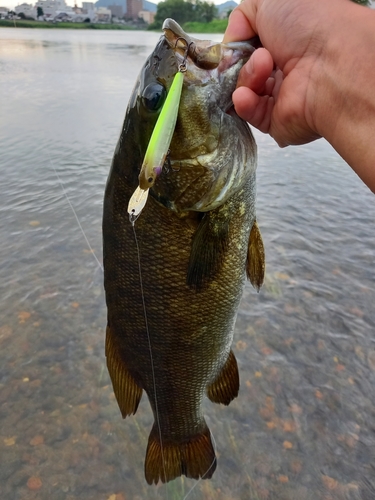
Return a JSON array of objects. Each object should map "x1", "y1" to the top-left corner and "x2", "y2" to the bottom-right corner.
[{"x1": 128, "y1": 68, "x2": 184, "y2": 225}]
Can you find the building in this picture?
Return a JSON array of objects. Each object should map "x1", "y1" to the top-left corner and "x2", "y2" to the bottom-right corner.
[
  {"x1": 126, "y1": 0, "x2": 141, "y2": 20},
  {"x1": 96, "y1": 6, "x2": 111, "y2": 21},
  {"x1": 34, "y1": 0, "x2": 72, "y2": 17},
  {"x1": 82, "y1": 1, "x2": 94, "y2": 12},
  {"x1": 80, "y1": 2, "x2": 95, "y2": 20},
  {"x1": 14, "y1": 2, "x2": 36, "y2": 17},
  {"x1": 108, "y1": 3, "x2": 122, "y2": 18},
  {"x1": 138, "y1": 9, "x2": 154, "y2": 24}
]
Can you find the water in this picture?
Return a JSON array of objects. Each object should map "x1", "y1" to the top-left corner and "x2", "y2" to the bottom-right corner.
[{"x1": 1, "y1": 27, "x2": 375, "y2": 500}]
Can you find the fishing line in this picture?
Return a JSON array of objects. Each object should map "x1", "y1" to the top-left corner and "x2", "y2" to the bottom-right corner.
[
  {"x1": 51, "y1": 153, "x2": 170, "y2": 487},
  {"x1": 131, "y1": 245, "x2": 217, "y2": 499},
  {"x1": 50, "y1": 154, "x2": 103, "y2": 272},
  {"x1": 131, "y1": 223, "x2": 168, "y2": 493},
  {"x1": 126, "y1": 50, "x2": 189, "y2": 492},
  {"x1": 182, "y1": 430, "x2": 218, "y2": 500}
]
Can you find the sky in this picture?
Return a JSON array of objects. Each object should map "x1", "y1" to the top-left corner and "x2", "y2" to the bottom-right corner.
[{"x1": 4, "y1": 0, "x2": 235, "y2": 12}]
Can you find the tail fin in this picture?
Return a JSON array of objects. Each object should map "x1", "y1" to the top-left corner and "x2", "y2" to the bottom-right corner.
[{"x1": 144, "y1": 421, "x2": 217, "y2": 484}]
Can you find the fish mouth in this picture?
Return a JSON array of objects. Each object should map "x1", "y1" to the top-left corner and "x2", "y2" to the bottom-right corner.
[
  {"x1": 146, "y1": 20, "x2": 258, "y2": 214},
  {"x1": 162, "y1": 18, "x2": 261, "y2": 73}
]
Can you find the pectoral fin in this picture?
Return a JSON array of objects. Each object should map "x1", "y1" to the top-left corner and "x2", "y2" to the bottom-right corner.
[
  {"x1": 206, "y1": 350, "x2": 239, "y2": 405},
  {"x1": 246, "y1": 220, "x2": 265, "y2": 292},
  {"x1": 187, "y1": 210, "x2": 229, "y2": 290},
  {"x1": 105, "y1": 325, "x2": 142, "y2": 418}
]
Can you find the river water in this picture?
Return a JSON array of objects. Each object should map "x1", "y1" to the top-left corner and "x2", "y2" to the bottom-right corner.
[{"x1": 1, "y1": 27, "x2": 375, "y2": 500}]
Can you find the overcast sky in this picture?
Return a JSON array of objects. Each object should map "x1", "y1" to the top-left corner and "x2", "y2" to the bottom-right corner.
[{"x1": 4, "y1": 0, "x2": 233, "y2": 12}]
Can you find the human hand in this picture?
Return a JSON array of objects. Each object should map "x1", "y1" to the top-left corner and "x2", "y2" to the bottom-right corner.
[
  {"x1": 224, "y1": 0, "x2": 333, "y2": 147},
  {"x1": 224, "y1": 0, "x2": 375, "y2": 192}
]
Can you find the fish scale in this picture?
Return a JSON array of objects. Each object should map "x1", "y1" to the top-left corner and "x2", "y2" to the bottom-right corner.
[{"x1": 103, "y1": 19, "x2": 265, "y2": 485}]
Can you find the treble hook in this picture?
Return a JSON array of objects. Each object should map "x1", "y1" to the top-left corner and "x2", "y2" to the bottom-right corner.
[{"x1": 174, "y1": 37, "x2": 194, "y2": 73}]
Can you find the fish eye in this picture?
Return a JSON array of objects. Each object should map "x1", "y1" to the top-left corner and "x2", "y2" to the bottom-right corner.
[{"x1": 141, "y1": 83, "x2": 166, "y2": 112}]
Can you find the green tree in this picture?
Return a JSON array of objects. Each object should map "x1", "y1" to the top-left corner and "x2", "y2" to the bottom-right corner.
[
  {"x1": 194, "y1": 0, "x2": 217, "y2": 23},
  {"x1": 351, "y1": 0, "x2": 370, "y2": 4},
  {"x1": 37, "y1": 6, "x2": 44, "y2": 17},
  {"x1": 150, "y1": 0, "x2": 194, "y2": 29},
  {"x1": 149, "y1": 0, "x2": 218, "y2": 29}
]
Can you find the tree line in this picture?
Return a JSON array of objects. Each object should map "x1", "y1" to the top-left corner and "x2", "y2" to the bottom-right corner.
[
  {"x1": 149, "y1": 0, "x2": 370, "y2": 30},
  {"x1": 149, "y1": 0, "x2": 221, "y2": 29}
]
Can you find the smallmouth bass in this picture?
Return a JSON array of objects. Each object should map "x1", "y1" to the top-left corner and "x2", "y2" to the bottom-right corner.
[{"x1": 103, "y1": 19, "x2": 265, "y2": 485}]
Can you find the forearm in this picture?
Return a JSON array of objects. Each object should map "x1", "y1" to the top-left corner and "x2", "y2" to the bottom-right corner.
[{"x1": 312, "y1": 1, "x2": 375, "y2": 192}]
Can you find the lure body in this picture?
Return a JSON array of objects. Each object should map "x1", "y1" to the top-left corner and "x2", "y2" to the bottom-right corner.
[{"x1": 128, "y1": 70, "x2": 184, "y2": 223}]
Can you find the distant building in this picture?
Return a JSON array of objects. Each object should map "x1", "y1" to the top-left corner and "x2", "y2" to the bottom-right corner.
[
  {"x1": 54, "y1": 10, "x2": 72, "y2": 19},
  {"x1": 82, "y1": 1, "x2": 94, "y2": 11},
  {"x1": 126, "y1": 0, "x2": 142, "y2": 19},
  {"x1": 34, "y1": 0, "x2": 72, "y2": 17},
  {"x1": 108, "y1": 3, "x2": 123, "y2": 18},
  {"x1": 96, "y1": 6, "x2": 111, "y2": 21},
  {"x1": 81, "y1": 2, "x2": 95, "y2": 20},
  {"x1": 0, "y1": 5, "x2": 8, "y2": 17},
  {"x1": 14, "y1": 2, "x2": 36, "y2": 17},
  {"x1": 138, "y1": 9, "x2": 154, "y2": 24}
]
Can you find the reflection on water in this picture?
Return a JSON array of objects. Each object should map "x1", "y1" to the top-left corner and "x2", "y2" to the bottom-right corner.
[{"x1": 1, "y1": 27, "x2": 375, "y2": 500}]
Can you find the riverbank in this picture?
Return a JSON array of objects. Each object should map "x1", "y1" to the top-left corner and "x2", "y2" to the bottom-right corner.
[
  {"x1": 0, "y1": 19, "x2": 135, "y2": 29},
  {"x1": 182, "y1": 19, "x2": 228, "y2": 33},
  {"x1": 0, "y1": 18, "x2": 228, "y2": 33}
]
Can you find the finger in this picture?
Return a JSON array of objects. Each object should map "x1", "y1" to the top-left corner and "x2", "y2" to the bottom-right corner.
[
  {"x1": 223, "y1": 8, "x2": 257, "y2": 43},
  {"x1": 233, "y1": 86, "x2": 273, "y2": 133},
  {"x1": 264, "y1": 76, "x2": 276, "y2": 96},
  {"x1": 272, "y1": 68, "x2": 284, "y2": 100},
  {"x1": 236, "y1": 48, "x2": 274, "y2": 93}
]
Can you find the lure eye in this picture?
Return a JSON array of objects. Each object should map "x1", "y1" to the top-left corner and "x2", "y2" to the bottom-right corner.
[{"x1": 141, "y1": 83, "x2": 166, "y2": 112}]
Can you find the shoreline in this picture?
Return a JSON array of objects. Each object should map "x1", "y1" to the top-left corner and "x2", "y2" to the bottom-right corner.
[
  {"x1": 0, "y1": 19, "x2": 136, "y2": 29},
  {"x1": 0, "y1": 18, "x2": 228, "y2": 33}
]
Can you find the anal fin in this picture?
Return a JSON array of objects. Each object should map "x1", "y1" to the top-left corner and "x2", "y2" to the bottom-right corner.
[
  {"x1": 246, "y1": 220, "x2": 265, "y2": 292},
  {"x1": 105, "y1": 325, "x2": 142, "y2": 418},
  {"x1": 145, "y1": 421, "x2": 216, "y2": 484},
  {"x1": 206, "y1": 350, "x2": 239, "y2": 405}
]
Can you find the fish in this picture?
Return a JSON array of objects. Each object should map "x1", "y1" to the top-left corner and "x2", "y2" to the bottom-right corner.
[{"x1": 102, "y1": 18, "x2": 265, "y2": 485}]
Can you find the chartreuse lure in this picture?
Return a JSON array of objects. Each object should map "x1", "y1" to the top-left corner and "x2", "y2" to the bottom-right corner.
[{"x1": 128, "y1": 70, "x2": 184, "y2": 225}]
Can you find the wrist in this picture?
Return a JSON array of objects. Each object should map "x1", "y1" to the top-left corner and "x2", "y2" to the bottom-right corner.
[
  {"x1": 310, "y1": 1, "x2": 375, "y2": 190},
  {"x1": 312, "y1": 3, "x2": 360, "y2": 131}
]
